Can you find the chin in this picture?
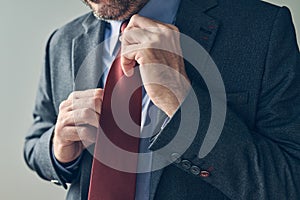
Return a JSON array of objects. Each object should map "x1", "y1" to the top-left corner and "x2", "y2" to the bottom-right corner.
[
  {"x1": 83, "y1": 0, "x2": 145, "y2": 21},
  {"x1": 93, "y1": 7, "x2": 129, "y2": 21}
]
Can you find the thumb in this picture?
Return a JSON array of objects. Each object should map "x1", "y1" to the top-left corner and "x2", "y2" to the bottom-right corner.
[{"x1": 121, "y1": 55, "x2": 136, "y2": 77}]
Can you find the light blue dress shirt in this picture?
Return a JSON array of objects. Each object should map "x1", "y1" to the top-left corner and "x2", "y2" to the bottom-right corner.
[{"x1": 53, "y1": 0, "x2": 181, "y2": 199}]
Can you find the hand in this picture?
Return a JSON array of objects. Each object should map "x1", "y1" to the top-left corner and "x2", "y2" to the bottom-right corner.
[
  {"x1": 52, "y1": 89, "x2": 103, "y2": 163},
  {"x1": 121, "y1": 14, "x2": 191, "y2": 117}
]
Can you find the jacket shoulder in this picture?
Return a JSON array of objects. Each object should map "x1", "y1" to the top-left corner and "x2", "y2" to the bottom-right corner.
[
  {"x1": 211, "y1": 0, "x2": 291, "y2": 34},
  {"x1": 49, "y1": 12, "x2": 94, "y2": 46}
]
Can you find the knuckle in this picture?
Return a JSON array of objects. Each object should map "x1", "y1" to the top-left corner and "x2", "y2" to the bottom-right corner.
[
  {"x1": 58, "y1": 115, "x2": 68, "y2": 127},
  {"x1": 93, "y1": 94, "x2": 102, "y2": 101},
  {"x1": 171, "y1": 25, "x2": 179, "y2": 31},
  {"x1": 82, "y1": 108, "x2": 91, "y2": 119},
  {"x1": 78, "y1": 127, "x2": 90, "y2": 140},
  {"x1": 61, "y1": 100, "x2": 73, "y2": 112},
  {"x1": 95, "y1": 89, "x2": 103, "y2": 96},
  {"x1": 59, "y1": 100, "x2": 67, "y2": 110},
  {"x1": 92, "y1": 91, "x2": 103, "y2": 102},
  {"x1": 68, "y1": 92, "x2": 74, "y2": 99},
  {"x1": 59, "y1": 116, "x2": 68, "y2": 126},
  {"x1": 131, "y1": 14, "x2": 138, "y2": 21},
  {"x1": 68, "y1": 91, "x2": 80, "y2": 99},
  {"x1": 80, "y1": 126, "x2": 89, "y2": 134},
  {"x1": 152, "y1": 35, "x2": 160, "y2": 42}
]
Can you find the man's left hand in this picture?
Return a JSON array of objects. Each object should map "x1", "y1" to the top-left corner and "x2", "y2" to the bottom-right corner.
[{"x1": 121, "y1": 14, "x2": 191, "y2": 117}]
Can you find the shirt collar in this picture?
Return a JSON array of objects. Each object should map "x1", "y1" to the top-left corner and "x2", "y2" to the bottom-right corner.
[{"x1": 139, "y1": 0, "x2": 181, "y2": 24}]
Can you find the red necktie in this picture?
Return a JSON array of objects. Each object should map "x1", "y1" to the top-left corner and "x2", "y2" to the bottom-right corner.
[{"x1": 88, "y1": 22, "x2": 142, "y2": 200}]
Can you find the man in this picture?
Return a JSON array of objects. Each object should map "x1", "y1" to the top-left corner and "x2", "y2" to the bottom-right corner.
[{"x1": 24, "y1": 0, "x2": 300, "y2": 199}]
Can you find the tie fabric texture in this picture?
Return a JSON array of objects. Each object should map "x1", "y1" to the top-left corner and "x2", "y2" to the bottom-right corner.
[{"x1": 88, "y1": 22, "x2": 143, "y2": 200}]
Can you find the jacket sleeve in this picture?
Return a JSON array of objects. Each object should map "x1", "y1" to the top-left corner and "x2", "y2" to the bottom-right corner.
[
  {"x1": 150, "y1": 7, "x2": 300, "y2": 200},
  {"x1": 23, "y1": 30, "x2": 69, "y2": 189}
]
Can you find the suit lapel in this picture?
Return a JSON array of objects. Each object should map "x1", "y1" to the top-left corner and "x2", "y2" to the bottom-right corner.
[
  {"x1": 149, "y1": 0, "x2": 219, "y2": 199},
  {"x1": 72, "y1": 13, "x2": 106, "y2": 91},
  {"x1": 71, "y1": 14, "x2": 105, "y2": 200}
]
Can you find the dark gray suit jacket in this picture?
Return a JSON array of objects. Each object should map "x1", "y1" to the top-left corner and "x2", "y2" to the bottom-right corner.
[{"x1": 24, "y1": 0, "x2": 300, "y2": 199}]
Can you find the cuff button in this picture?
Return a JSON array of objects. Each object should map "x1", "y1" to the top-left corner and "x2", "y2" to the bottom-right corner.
[
  {"x1": 170, "y1": 153, "x2": 181, "y2": 164},
  {"x1": 200, "y1": 170, "x2": 210, "y2": 178},
  {"x1": 181, "y1": 160, "x2": 191, "y2": 170},
  {"x1": 190, "y1": 166, "x2": 200, "y2": 175}
]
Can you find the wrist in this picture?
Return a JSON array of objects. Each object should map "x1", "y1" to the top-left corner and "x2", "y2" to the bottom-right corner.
[{"x1": 164, "y1": 84, "x2": 191, "y2": 117}]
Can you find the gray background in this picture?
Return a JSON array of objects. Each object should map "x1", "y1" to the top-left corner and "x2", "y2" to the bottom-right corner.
[{"x1": 0, "y1": 0, "x2": 299, "y2": 199}]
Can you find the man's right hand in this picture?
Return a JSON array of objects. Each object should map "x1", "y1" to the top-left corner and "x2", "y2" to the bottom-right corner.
[{"x1": 53, "y1": 89, "x2": 104, "y2": 163}]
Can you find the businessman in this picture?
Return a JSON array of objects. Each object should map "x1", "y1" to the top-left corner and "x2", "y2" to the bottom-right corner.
[{"x1": 24, "y1": 0, "x2": 300, "y2": 199}]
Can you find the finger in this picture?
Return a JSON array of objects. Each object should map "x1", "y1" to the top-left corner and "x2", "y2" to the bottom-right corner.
[
  {"x1": 122, "y1": 27, "x2": 152, "y2": 45},
  {"x1": 121, "y1": 43, "x2": 150, "y2": 76},
  {"x1": 59, "y1": 108, "x2": 100, "y2": 128},
  {"x1": 61, "y1": 125, "x2": 97, "y2": 144},
  {"x1": 121, "y1": 28, "x2": 153, "y2": 76},
  {"x1": 72, "y1": 96, "x2": 103, "y2": 114},
  {"x1": 59, "y1": 94, "x2": 103, "y2": 114},
  {"x1": 122, "y1": 26, "x2": 173, "y2": 48},
  {"x1": 127, "y1": 14, "x2": 178, "y2": 30},
  {"x1": 121, "y1": 55, "x2": 136, "y2": 77},
  {"x1": 68, "y1": 88, "x2": 104, "y2": 100},
  {"x1": 127, "y1": 14, "x2": 162, "y2": 29},
  {"x1": 123, "y1": 44, "x2": 165, "y2": 66},
  {"x1": 121, "y1": 27, "x2": 180, "y2": 60}
]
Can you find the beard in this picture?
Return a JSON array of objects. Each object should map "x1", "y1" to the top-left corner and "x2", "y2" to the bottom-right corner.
[{"x1": 82, "y1": 0, "x2": 149, "y2": 21}]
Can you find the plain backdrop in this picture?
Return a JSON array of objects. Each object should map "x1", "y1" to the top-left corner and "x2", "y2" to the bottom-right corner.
[{"x1": 0, "y1": 0, "x2": 299, "y2": 199}]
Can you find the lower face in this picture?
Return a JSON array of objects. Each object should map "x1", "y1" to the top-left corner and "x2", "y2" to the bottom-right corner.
[{"x1": 82, "y1": 0, "x2": 149, "y2": 21}]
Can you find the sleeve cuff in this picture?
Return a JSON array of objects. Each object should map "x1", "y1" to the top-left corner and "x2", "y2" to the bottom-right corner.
[
  {"x1": 161, "y1": 117, "x2": 171, "y2": 130},
  {"x1": 51, "y1": 146, "x2": 82, "y2": 183}
]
